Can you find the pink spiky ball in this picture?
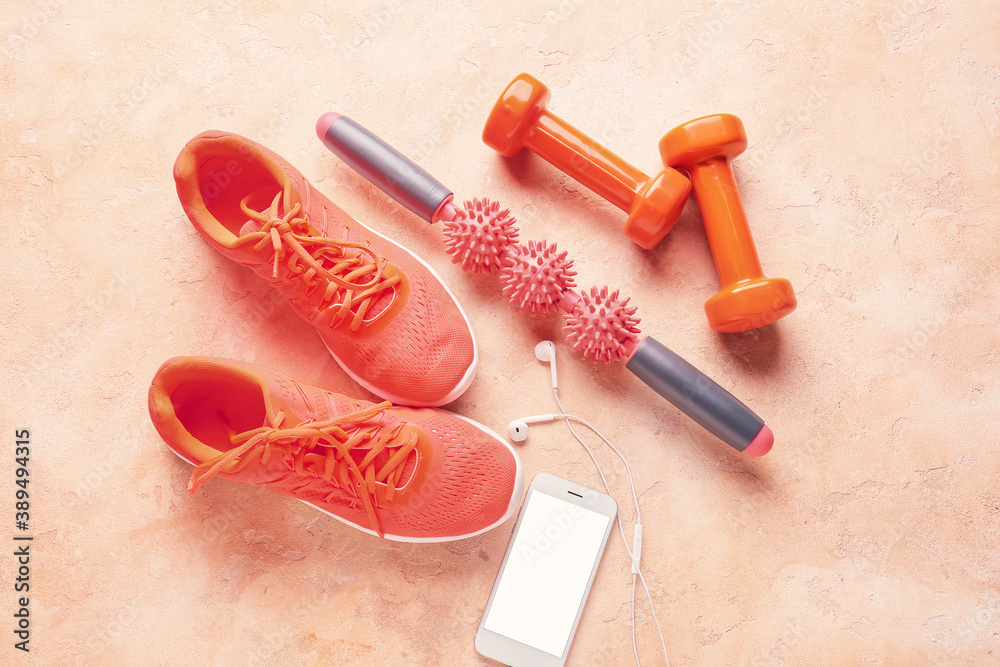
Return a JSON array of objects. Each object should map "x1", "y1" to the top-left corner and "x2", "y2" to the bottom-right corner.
[
  {"x1": 563, "y1": 286, "x2": 641, "y2": 363},
  {"x1": 499, "y1": 240, "x2": 577, "y2": 315},
  {"x1": 442, "y1": 198, "x2": 519, "y2": 274}
]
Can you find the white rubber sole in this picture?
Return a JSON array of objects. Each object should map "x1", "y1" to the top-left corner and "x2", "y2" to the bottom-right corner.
[
  {"x1": 166, "y1": 412, "x2": 525, "y2": 543},
  {"x1": 319, "y1": 214, "x2": 479, "y2": 408}
]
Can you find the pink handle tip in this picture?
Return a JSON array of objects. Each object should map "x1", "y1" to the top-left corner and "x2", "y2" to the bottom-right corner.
[
  {"x1": 433, "y1": 198, "x2": 458, "y2": 223},
  {"x1": 743, "y1": 424, "x2": 773, "y2": 457},
  {"x1": 316, "y1": 112, "x2": 342, "y2": 142}
]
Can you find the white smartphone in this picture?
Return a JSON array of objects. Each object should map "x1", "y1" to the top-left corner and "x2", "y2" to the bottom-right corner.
[{"x1": 475, "y1": 472, "x2": 618, "y2": 667}]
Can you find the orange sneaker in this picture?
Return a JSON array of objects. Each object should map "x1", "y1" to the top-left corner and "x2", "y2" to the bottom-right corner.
[
  {"x1": 173, "y1": 131, "x2": 477, "y2": 407},
  {"x1": 148, "y1": 357, "x2": 523, "y2": 542}
]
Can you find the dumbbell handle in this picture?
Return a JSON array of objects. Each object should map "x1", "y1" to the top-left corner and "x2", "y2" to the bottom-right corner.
[
  {"x1": 525, "y1": 111, "x2": 648, "y2": 213},
  {"x1": 687, "y1": 158, "x2": 764, "y2": 288}
]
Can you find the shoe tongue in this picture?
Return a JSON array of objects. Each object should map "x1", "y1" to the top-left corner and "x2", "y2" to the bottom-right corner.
[
  {"x1": 237, "y1": 186, "x2": 301, "y2": 238},
  {"x1": 396, "y1": 446, "x2": 418, "y2": 486},
  {"x1": 265, "y1": 381, "x2": 348, "y2": 426},
  {"x1": 238, "y1": 219, "x2": 262, "y2": 237},
  {"x1": 265, "y1": 396, "x2": 299, "y2": 428},
  {"x1": 358, "y1": 275, "x2": 396, "y2": 321},
  {"x1": 352, "y1": 434, "x2": 418, "y2": 489}
]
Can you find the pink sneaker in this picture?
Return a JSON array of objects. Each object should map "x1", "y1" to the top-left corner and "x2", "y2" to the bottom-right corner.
[
  {"x1": 148, "y1": 356, "x2": 523, "y2": 541},
  {"x1": 173, "y1": 131, "x2": 477, "y2": 406}
]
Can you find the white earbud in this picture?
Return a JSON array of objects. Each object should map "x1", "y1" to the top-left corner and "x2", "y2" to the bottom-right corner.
[
  {"x1": 507, "y1": 342, "x2": 562, "y2": 442},
  {"x1": 507, "y1": 414, "x2": 557, "y2": 442},
  {"x1": 534, "y1": 340, "x2": 558, "y2": 389}
]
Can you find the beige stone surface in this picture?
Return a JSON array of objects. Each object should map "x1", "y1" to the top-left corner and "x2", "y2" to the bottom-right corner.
[{"x1": 2, "y1": 0, "x2": 999, "y2": 664}]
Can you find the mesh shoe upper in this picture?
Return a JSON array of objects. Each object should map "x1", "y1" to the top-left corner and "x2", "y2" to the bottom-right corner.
[
  {"x1": 173, "y1": 131, "x2": 477, "y2": 406},
  {"x1": 148, "y1": 356, "x2": 522, "y2": 542}
]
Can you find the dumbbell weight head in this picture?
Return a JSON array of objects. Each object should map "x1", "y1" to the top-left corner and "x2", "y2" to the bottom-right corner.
[
  {"x1": 704, "y1": 277, "x2": 797, "y2": 333},
  {"x1": 483, "y1": 74, "x2": 551, "y2": 158},
  {"x1": 660, "y1": 113, "x2": 748, "y2": 167},
  {"x1": 626, "y1": 167, "x2": 693, "y2": 249}
]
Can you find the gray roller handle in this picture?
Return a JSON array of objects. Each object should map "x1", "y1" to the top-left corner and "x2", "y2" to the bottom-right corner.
[
  {"x1": 316, "y1": 113, "x2": 452, "y2": 223},
  {"x1": 625, "y1": 336, "x2": 772, "y2": 455}
]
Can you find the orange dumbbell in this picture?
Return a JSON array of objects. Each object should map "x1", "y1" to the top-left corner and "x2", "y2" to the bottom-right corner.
[
  {"x1": 660, "y1": 114, "x2": 796, "y2": 333},
  {"x1": 483, "y1": 73, "x2": 691, "y2": 249}
]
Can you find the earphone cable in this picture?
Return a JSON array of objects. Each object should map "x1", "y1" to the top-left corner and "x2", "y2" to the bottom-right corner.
[{"x1": 551, "y1": 390, "x2": 670, "y2": 667}]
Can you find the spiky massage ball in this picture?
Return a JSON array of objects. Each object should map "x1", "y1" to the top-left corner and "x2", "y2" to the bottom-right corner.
[
  {"x1": 563, "y1": 286, "x2": 641, "y2": 363},
  {"x1": 442, "y1": 198, "x2": 519, "y2": 274},
  {"x1": 499, "y1": 240, "x2": 578, "y2": 315}
]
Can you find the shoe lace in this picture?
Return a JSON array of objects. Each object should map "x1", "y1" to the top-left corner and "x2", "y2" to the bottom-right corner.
[
  {"x1": 233, "y1": 192, "x2": 402, "y2": 332},
  {"x1": 187, "y1": 401, "x2": 418, "y2": 538}
]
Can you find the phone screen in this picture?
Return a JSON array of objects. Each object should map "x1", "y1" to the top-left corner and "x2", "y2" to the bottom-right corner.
[{"x1": 482, "y1": 490, "x2": 612, "y2": 657}]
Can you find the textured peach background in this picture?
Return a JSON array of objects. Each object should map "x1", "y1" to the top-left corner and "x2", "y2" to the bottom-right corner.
[{"x1": 2, "y1": 0, "x2": 999, "y2": 664}]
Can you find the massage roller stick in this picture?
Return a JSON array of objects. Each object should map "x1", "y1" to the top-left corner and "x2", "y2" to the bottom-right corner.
[{"x1": 316, "y1": 113, "x2": 773, "y2": 456}]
